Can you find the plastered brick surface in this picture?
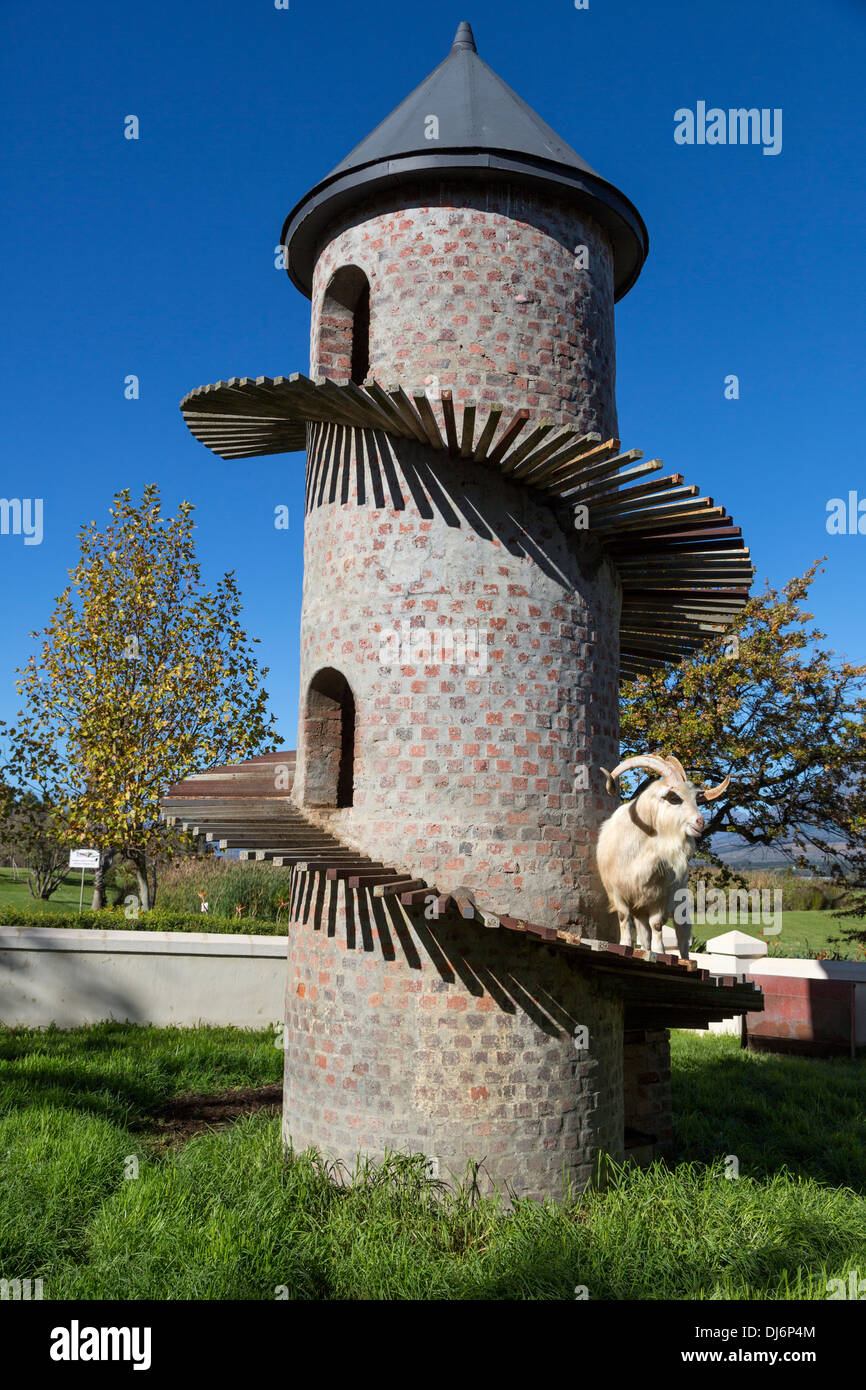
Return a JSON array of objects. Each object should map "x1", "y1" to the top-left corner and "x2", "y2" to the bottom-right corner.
[
  {"x1": 292, "y1": 181, "x2": 623, "y2": 931},
  {"x1": 623, "y1": 1029, "x2": 674, "y2": 1160},
  {"x1": 283, "y1": 878, "x2": 625, "y2": 1201},
  {"x1": 292, "y1": 427, "x2": 621, "y2": 931},
  {"x1": 309, "y1": 181, "x2": 618, "y2": 440}
]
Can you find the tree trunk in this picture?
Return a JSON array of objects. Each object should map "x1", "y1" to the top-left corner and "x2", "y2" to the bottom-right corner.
[
  {"x1": 134, "y1": 864, "x2": 151, "y2": 913},
  {"x1": 29, "y1": 866, "x2": 64, "y2": 900},
  {"x1": 31, "y1": 871, "x2": 52, "y2": 900},
  {"x1": 91, "y1": 850, "x2": 115, "y2": 910},
  {"x1": 91, "y1": 859, "x2": 105, "y2": 911}
]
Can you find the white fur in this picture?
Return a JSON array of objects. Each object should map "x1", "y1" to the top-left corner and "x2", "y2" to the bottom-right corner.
[{"x1": 595, "y1": 777, "x2": 706, "y2": 960}]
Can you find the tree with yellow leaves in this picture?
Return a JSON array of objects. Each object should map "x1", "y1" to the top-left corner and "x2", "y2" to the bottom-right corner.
[{"x1": 1, "y1": 484, "x2": 280, "y2": 909}]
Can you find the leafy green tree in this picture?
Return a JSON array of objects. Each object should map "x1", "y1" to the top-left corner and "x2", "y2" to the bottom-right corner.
[
  {"x1": 0, "y1": 786, "x2": 70, "y2": 899},
  {"x1": 619, "y1": 563, "x2": 866, "y2": 925},
  {"x1": 2, "y1": 484, "x2": 280, "y2": 908}
]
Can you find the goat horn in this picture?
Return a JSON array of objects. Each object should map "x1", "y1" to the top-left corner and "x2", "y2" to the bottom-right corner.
[
  {"x1": 701, "y1": 773, "x2": 731, "y2": 802},
  {"x1": 601, "y1": 755, "x2": 678, "y2": 796},
  {"x1": 664, "y1": 754, "x2": 688, "y2": 782}
]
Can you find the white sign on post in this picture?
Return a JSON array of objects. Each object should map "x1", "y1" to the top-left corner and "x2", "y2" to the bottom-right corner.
[
  {"x1": 69, "y1": 849, "x2": 101, "y2": 915},
  {"x1": 69, "y1": 849, "x2": 101, "y2": 869}
]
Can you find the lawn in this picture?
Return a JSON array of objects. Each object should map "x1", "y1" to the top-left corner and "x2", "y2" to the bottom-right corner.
[
  {"x1": 1, "y1": 1022, "x2": 863, "y2": 1300},
  {"x1": 693, "y1": 910, "x2": 866, "y2": 959},
  {"x1": 2, "y1": 864, "x2": 863, "y2": 957},
  {"x1": 0, "y1": 866, "x2": 96, "y2": 916},
  {"x1": 768, "y1": 911, "x2": 866, "y2": 958}
]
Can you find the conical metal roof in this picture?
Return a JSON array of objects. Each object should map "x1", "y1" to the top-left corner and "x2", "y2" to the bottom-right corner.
[
  {"x1": 327, "y1": 21, "x2": 600, "y2": 184},
  {"x1": 282, "y1": 22, "x2": 648, "y2": 302}
]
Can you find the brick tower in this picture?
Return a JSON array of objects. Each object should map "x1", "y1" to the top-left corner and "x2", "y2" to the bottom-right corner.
[
  {"x1": 176, "y1": 22, "x2": 758, "y2": 1199},
  {"x1": 284, "y1": 19, "x2": 649, "y2": 931}
]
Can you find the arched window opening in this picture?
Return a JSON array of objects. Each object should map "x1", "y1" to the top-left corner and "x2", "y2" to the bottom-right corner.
[
  {"x1": 304, "y1": 667, "x2": 355, "y2": 808},
  {"x1": 318, "y1": 266, "x2": 370, "y2": 385},
  {"x1": 350, "y1": 279, "x2": 370, "y2": 385}
]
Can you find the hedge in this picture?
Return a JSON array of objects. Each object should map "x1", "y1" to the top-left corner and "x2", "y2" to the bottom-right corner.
[{"x1": 0, "y1": 905, "x2": 288, "y2": 936}]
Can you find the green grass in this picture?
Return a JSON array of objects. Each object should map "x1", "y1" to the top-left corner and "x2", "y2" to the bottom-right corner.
[
  {"x1": 692, "y1": 910, "x2": 866, "y2": 959},
  {"x1": 155, "y1": 858, "x2": 295, "y2": 921},
  {"x1": 0, "y1": 861, "x2": 295, "y2": 931},
  {"x1": 768, "y1": 911, "x2": 866, "y2": 958},
  {"x1": 0, "y1": 1021, "x2": 283, "y2": 1126},
  {"x1": 0, "y1": 866, "x2": 95, "y2": 914},
  {"x1": 0, "y1": 1023, "x2": 864, "y2": 1300},
  {"x1": 671, "y1": 1030, "x2": 866, "y2": 1189},
  {"x1": 2, "y1": 866, "x2": 862, "y2": 953}
]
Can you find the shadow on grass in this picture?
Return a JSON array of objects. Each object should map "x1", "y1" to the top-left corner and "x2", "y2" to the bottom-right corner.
[
  {"x1": 0, "y1": 1021, "x2": 283, "y2": 1130},
  {"x1": 671, "y1": 1034, "x2": 866, "y2": 1192}
]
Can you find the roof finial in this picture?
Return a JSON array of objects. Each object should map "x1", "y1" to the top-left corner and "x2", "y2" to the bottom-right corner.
[{"x1": 451, "y1": 21, "x2": 477, "y2": 53}]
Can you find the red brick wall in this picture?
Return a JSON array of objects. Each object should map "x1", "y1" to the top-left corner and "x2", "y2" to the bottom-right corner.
[
  {"x1": 283, "y1": 876, "x2": 625, "y2": 1201},
  {"x1": 310, "y1": 180, "x2": 618, "y2": 441},
  {"x1": 623, "y1": 1029, "x2": 674, "y2": 1162},
  {"x1": 292, "y1": 427, "x2": 621, "y2": 931},
  {"x1": 303, "y1": 685, "x2": 344, "y2": 807},
  {"x1": 291, "y1": 179, "x2": 623, "y2": 932}
]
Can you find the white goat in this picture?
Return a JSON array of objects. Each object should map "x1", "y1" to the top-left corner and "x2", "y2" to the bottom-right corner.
[{"x1": 595, "y1": 753, "x2": 730, "y2": 960}]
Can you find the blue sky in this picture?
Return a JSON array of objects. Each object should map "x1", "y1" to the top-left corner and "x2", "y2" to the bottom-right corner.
[{"x1": 1, "y1": 0, "x2": 864, "y2": 748}]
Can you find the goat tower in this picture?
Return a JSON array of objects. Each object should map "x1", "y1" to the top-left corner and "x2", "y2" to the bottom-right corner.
[
  {"x1": 282, "y1": 18, "x2": 653, "y2": 930},
  {"x1": 173, "y1": 20, "x2": 761, "y2": 1201}
]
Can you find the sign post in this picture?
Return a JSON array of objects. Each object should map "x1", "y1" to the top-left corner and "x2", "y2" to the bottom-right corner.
[{"x1": 69, "y1": 849, "x2": 101, "y2": 915}]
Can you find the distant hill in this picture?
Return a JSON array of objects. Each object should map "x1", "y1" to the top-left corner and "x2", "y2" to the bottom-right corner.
[{"x1": 704, "y1": 834, "x2": 846, "y2": 874}]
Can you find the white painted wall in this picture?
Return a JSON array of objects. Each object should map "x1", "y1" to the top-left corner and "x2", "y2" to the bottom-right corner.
[
  {"x1": 0, "y1": 926, "x2": 288, "y2": 1030},
  {"x1": 679, "y1": 930, "x2": 866, "y2": 1043},
  {"x1": 3, "y1": 923, "x2": 863, "y2": 1043}
]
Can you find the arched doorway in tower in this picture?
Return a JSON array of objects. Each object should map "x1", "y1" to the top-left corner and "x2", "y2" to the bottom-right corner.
[
  {"x1": 303, "y1": 667, "x2": 355, "y2": 808},
  {"x1": 316, "y1": 266, "x2": 370, "y2": 384}
]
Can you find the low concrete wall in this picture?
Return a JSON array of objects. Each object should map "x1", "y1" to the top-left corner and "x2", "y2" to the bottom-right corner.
[
  {"x1": 675, "y1": 931, "x2": 866, "y2": 1046},
  {"x1": 748, "y1": 958, "x2": 866, "y2": 1049},
  {"x1": 0, "y1": 926, "x2": 288, "y2": 1029}
]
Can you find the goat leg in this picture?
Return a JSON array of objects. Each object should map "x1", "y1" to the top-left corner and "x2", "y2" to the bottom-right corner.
[
  {"x1": 675, "y1": 902, "x2": 693, "y2": 961},
  {"x1": 617, "y1": 909, "x2": 635, "y2": 949},
  {"x1": 650, "y1": 912, "x2": 666, "y2": 954},
  {"x1": 633, "y1": 914, "x2": 652, "y2": 951}
]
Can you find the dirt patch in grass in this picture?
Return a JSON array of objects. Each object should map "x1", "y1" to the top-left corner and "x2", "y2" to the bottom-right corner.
[{"x1": 134, "y1": 1084, "x2": 282, "y2": 1150}]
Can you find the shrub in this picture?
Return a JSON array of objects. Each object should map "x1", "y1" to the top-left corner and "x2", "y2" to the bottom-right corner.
[
  {"x1": 768, "y1": 939, "x2": 866, "y2": 962},
  {"x1": 688, "y1": 866, "x2": 849, "y2": 912},
  {"x1": 0, "y1": 903, "x2": 286, "y2": 936},
  {"x1": 156, "y1": 857, "x2": 294, "y2": 922}
]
